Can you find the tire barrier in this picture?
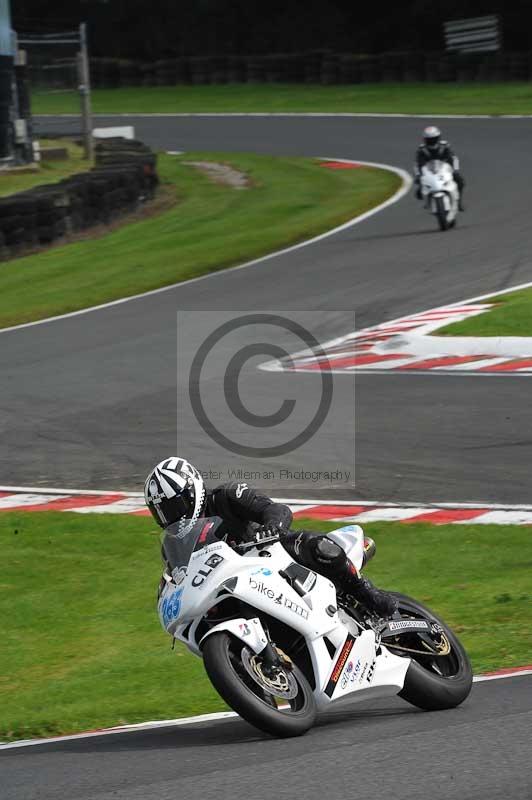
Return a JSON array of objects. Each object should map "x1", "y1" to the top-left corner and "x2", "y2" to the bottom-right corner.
[
  {"x1": 0, "y1": 138, "x2": 158, "y2": 260},
  {"x1": 89, "y1": 51, "x2": 532, "y2": 87}
]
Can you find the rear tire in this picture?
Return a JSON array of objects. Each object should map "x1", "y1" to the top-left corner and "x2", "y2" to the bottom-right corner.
[
  {"x1": 391, "y1": 594, "x2": 473, "y2": 711},
  {"x1": 203, "y1": 632, "x2": 317, "y2": 737}
]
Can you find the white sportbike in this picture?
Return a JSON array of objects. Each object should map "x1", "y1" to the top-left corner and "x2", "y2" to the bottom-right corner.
[
  {"x1": 158, "y1": 517, "x2": 472, "y2": 737},
  {"x1": 420, "y1": 159, "x2": 459, "y2": 231}
]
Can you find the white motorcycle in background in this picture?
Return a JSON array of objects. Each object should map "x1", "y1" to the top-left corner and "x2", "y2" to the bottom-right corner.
[
  {"x1": 420, "y1": 159, "x2": 459, "y2": 231},
  {"x1": 158, "y1": 517, "x2": 472, "y2": 738}
]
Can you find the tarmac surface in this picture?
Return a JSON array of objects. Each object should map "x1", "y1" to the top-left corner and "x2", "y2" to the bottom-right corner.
[
  {"x1": 2, "y1": 675, "x2": 530, "y2": 800},
  {"x1": 1, "y1": 115, "x2": 531, "y2": 798},
  {"x1": 1, "y1": 115, "x2": 532, "y2": 501}
]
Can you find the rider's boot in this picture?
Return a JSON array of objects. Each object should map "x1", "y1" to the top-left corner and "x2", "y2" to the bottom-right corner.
[{"x1": 339, "y1": 561, "x2": 397, "y2": 618}]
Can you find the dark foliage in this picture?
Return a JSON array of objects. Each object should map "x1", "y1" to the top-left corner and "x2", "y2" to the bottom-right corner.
[{"x1": 12, "y1": 1, "x2": 532, "y2": 60}]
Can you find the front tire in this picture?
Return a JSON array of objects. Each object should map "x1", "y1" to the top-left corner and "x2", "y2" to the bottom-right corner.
[
  {"x1": 391, "y1": 593, "x2": 473, "y2": 711},
  {"x1": 435, "y1": 196, "x2": 448, "y2": 231},
  {"x1": 203, "y1": 632, "x2": 317, "y2": 737}
]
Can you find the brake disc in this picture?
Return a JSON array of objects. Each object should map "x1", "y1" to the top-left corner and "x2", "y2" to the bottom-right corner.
[{"x1": 241, "y1": 648, "x2": 299, "y2": 699}]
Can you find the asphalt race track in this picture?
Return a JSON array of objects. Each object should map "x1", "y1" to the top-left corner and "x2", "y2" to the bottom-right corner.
[
  {"x1": 2, "y1": 676, "x2": 531, "y2": 800},
  {"x1": 1, "y1": 115, "x2": 531, "y2": 797},
  {"x1": 2, "y1": 115, "x2": 532, "y2": 500}
]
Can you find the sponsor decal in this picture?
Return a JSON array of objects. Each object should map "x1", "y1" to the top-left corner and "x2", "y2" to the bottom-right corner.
[
  {"x1": 283, "y1": 596, "x2": 308, "y2": 619},
  {"x1": 251, "y1": 567, "x2": 273, "y2": 577},
  {"x1": 192, "y1": 553, "x2": 225, "y2": 587},
  {"x1": 191, "y1": 542, "x2": 223, "y2": 560},
  {"x1": 366, "y1": 659, "x2": 376, "y2": 683},
  {"x1": 248, "y1": 579, "x2": 309, "y2": 620},
  {"x1": 294, "y1": 532, "x2": 305, "y2": 556},
  {"x1": 149, "y1": 479, "x2": 166, "y2": 504},
  {"x1": 341, "y1": 658, "x2": 362, "y2": 689},
  {"x1": 197, "y1": 520, "x2": 215, "y2": 545},
  {"x1": 325, "y1": 636, "x2": 355, "y2": 697},
  {"x1": 205, "y1": 553, "x2": 224, "y2": 568},
  {"x1": 161, "y1": 588, "x2": 183, "y2": 626},
  {"x1": 249, "y1": 578, "x2": 276, "y2": 597},
  {"x1": 239, "y1": 622, "x2": 251, "y2": 636},
  {"x1": 302, "y1": 572, "x2": 317, "y2": 593},
  {"x1": 172, "y1": 566, "x2": 187, "y2": 586},
  {"x1": 388, "y1": 619, "x2": 430, "y2": 632},
  {"x1": 235, "y1": 483, "x2": 248, "y2": 498}
]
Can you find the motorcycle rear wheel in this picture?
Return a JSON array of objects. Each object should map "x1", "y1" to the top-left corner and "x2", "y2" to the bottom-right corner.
[
  {"x1": 391, "y1": 593, "x2": 473, "y2": 711},
  {"x1": 202, "y1": 632, "x2": 317, "y2": 737}
]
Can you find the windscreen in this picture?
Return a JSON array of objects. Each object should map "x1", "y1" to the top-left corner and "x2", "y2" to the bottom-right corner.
[{"x1": 161, "y1": 516, "x2": 223, "y2": 570}]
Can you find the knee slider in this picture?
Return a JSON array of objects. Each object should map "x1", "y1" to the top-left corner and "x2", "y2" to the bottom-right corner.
[{"x1": 311, "y1": 536, "x2": 344, "y2": 567}]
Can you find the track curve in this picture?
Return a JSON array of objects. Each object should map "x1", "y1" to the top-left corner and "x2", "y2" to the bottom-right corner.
[
  {"x1": 2, "y1": 114, "x2": 532, "y2": 500},
  {"x1": 2, "y1": 114, "x2": 532, "y2": 797},
  {"x1": 1, "y1": 676, "x2": 531, "y2": 800}
]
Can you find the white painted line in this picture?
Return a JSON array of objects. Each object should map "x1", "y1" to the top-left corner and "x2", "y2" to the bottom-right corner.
[
  {"x1": 0, "y1": 159, "x2": 411, "y2": 335},
  {"x1": 1, "y1": 668, "x2": 529, "y2": 750},
  {"x1": 72, "y1": 498, "x2": 146, "y2": 514},
  {"x1": 473, "y1": 669, "x2": 532, "y2": 683},
  {"x1": 353, "y1": 369, "x2": 532, "y2": 378},
  {"x1": 455, "y1": 510, "x2": 532, "y2": 525},
  {"x1": 432, "y1": 357, "x2": 509, "y2": 371},
  {"x1": 337, "y1": 507, "x2": 436, "y2": 523},
  {"x1": 0, "y1": 493, "x2": 69, "y2": 509},
  {"x1": 0, "y1": 710, "x2": 239, "y2": 750},
  {"x1": 37, "y1": 112, "x2": 532, "y2": 120},
  {"x1": 286, "y1": 503, "x2": 317, "y2": 514},
  {"x1": 0, "y1": 485, "x2": 141, "y2": 497}
]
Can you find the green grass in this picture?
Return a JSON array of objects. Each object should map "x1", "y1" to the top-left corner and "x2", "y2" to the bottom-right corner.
[
  {"x1": 0, "y1": 139, "x2": 90, "y2": 198},
  {"x1": 31, "y1": 82, "x2": 532, "y2": 116},
  {"x1": 0, "y1": 151, "x2": 399, "y2": 329},
  {"x1": 438, "y1": 287, "x2": 532, "y2": 337},
  {"x1": 1, "y1": 511, "x2": 530, "y2": 741}
]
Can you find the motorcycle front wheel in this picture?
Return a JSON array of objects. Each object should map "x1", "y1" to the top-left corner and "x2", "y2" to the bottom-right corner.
[
  {"x1": 390, "y1": 593, "x2": 473, "y2": 711},
  {"x1": 435, "y1": 196, "x2": 449, "y2": 231},
  {"x1": 202, "y1": 632, "x2": 316, "y2": 737}
]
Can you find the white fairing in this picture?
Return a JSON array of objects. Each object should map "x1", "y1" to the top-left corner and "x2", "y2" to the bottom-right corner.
[
  {"x1": 327, "y1": 524, "x2": 365, "y2": 570},
  {"x1": 158, "y1": 522, "x2": 410, "y2": 712},
  {"x1": 421, "y1": 160, "x2": 459, "y2": 225}
]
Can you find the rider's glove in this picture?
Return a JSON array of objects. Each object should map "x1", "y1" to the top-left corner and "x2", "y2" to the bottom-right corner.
[{"x1": 254, "y1": 523, "x2": 283, "y2": 542}]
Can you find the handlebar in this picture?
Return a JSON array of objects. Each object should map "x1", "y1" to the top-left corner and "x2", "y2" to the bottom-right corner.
[{"x1": 234, "y1": 534, "x2": 281, "y2": 554}]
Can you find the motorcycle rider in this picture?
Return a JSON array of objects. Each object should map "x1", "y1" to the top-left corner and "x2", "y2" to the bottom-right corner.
[
  {"x1": 414, "y1": 125, "x2": 465, "y2": 211},
  {"x1": 144, "y1": 457, "x2": 397, "y2": 617}
]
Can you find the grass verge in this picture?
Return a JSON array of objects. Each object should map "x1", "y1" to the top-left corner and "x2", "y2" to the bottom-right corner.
[
  {"x1": 0, "y1": 139, "x2": 89, "y2": 198},
  {"x1": 31, "y1": 82, "x2": 532, "y2": 116},
  {"x1": 1, "y1": 511, "x2": 530, "y2": 741},
  {"x1": 0, "y1": 151, "x2": 400, "y2": 329},
  {"x1": 438, "y1": 287, "x2": 532, "y2": 337}
]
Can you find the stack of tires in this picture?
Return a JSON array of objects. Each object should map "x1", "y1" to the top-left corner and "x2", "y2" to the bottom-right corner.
[{"x1": 0, "y1": 137, "x2": 158, "y2": 259}]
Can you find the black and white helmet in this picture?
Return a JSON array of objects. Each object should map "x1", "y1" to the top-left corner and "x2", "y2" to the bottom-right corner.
[
  {"x1": 144, "y1": 457, "x2": 206, "y2": 532},
  {"x1": 423, "y1": 125, "x2": 441, "y2": 151}
]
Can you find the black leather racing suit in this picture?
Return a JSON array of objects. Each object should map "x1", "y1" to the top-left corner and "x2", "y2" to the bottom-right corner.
[
  {"x1": 414, "y1": 140, "x2": 465, "y2": 199},
  {"x1": 204, "y1": 481, "x2": 367, "y2": 593}
]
